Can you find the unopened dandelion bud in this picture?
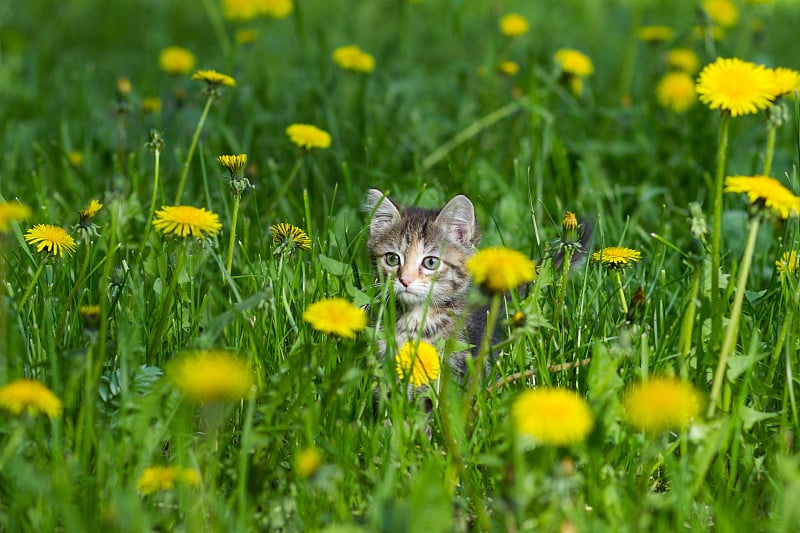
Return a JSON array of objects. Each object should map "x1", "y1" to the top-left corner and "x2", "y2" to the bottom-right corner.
[
  {"x1": 767, "y1": 101, "x2": 788, "y2": 129},
  {"x1": 562, "y1": 211, "x2": 578, "y2": 244}
]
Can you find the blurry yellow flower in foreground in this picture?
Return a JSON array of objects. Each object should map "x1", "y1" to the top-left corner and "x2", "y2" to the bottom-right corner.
[
  {"x1": 592, "y1": 246, "x2": 642, "y2": 268},
  {"x1": 767, "y1": 67, "x2": 800, "y2": 99},
  {"x1": 466, "y1": 247, "x2": 536, "y2": 293},
  {"x1": 702, "y1": 0, "x2": 739, "y2": 28},
  {"x1": 512, "y1": 388, "x2": 594, "y2": 446},
  {"x1": 656, "y1": 71, "x2": 696, "y2": 113},
  {"x1": 554, "y1": 48, "x2": 594, "y2": 78},
  {"x1": 168, "y1": 350, "x2": 254, "y2": 403},
  {"x1": 24, "y1": 224, "x2": 77, "y2": 257},
  {"x1": 159, "y1": 46, "x2": 197, "y2": 76},
  {"x1": 696, "y1": 57, "x2": 773, "y2": 117},
  {"x1": 0, "y1": 201, "x2": 32, "y2": 232},
  {"x1": 332, "y1": 45, "x2": 375, "y2": 73},
  {"x1": 295, "y1": 447, "x2": 323, "y2": 478},
  {"x1": 725, "y1": 175, "x2": 800, "y2": 219},
  {"x1": 136, "y1": 466, "x2": 201, "y2": 495},
  {"x1": 271, "y1": 222, "x2": 311, "y2": 251},
  {"x1": 776, "y1": 251, "x2": 800, "y2": 275},
  {"x1": 499, "y1": 13, "x2": 529, "y2": 38},
  {"x1": 286, "y1": 123, "x2": 332, "y2": 150},
  {"x1": 666, "y1": 48, "x2": 700, "y2": 74},
  {"x1": 637, "y1": 25, "x2": 674, "y2": 44},
  {"x1": 622, "y1": 377, "x2": 702, "y2": 434},
  {"x1": 222, "y1": 0, "x2": 258, "y2": 20},
  {"x1": 302, "y1": 297, "x2": 367, "y2": 339},
  {"x1": 153, "y1": 206, "x2": 222, "y2": 239},
  {"x1": 0, "y1": 379, "x2": 63, "y2": 418},
  {"x1": 191, "y1": 69, "x2": 237, "y2": 88},
  {"x1": 395, "y1": 341, "x2": 441, "y2": 387}
]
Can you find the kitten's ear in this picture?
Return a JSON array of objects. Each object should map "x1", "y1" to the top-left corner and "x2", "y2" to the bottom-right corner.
[
  {"x1": 436, "y1": 195, "x2": 479, "y2": 246},
  {"x1": 365, "y1": 189, "x2": 400, "y2": 235}
]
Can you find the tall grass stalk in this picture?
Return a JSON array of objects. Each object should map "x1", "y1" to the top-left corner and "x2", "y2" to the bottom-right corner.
[
  {"x1": 710, "y1": 112, "x2": 731, "y2": 349},
  {"x1": 174, "y1": 95, "x2": 214, "y2": 204}
]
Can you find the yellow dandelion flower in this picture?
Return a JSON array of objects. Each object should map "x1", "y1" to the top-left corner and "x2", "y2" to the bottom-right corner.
[
  {"x1": 466, "y1": 246, "x2": 536, "y2": 293},
  {"x1": 218, "y1": 154, "x2": 248, "y2": 176},
  {"x1": 592, "y1": 246, "x2": 642, "y2": 268},
  {"x1": 153, "y1": 206, "x2": 222, "y2": 239},
  {"x1": 332, "y1": 45, "x2": 375, "y2": 73},
  {"x1": 622, "y1": 377, "x2": 702, "y2": 434},
  {"x1": 142, "y1": 97, "x2": 162, "y2": 113},
  {"x1": 24, "y1": 224, "x2": 77, "y2": 257},
  {"x1": 79, "y1": 199, "x2": 103, "y2": 220},
  {"x1": 168, "y1": 349, "x2": 253, "y2": 403},
  {"x1": 637, "y1": 25, "x2": 674, "y2": 44},
  {"x1": 512, "y1": 388, "x2": 594, "y2": 446},
  {"x1": 286, "y1": 123, "x2": 332, "y2": 150},
  {"x1": 222, "y1": 0, "x2": 258, "y2": 20},
  {"x1": 67, "y1": 151, "x2": 84, "y2": 167},
  {"x1": 656, "y1": 71, "x2": 697, "y2": 113},
  {"x1": 767, "y1": 67, "x2": 800, "y2": 99},
  {"x1": 696, "y1": 57, "x2": 774, "y2": 117},
  {"x1": 395, "y1": 341, "x2": 441, "y2": 387},
  {"x1": 567, "y1": 77, "x2": 584, "y2": 97},
  {"x1": 158, "y1": 46, "x2": 197, "y2": 76},
  {"x1": 497, "y1": 60, "x2": 520, "y2": 77},
  {"x1": 725, "y1": 175, "x2": 800, "y2": 219},
  {"x1": 235, "y1": 28, "x2": 259, "y2": 45},
  {"x1": 0, "y1": 201, "x2": 32, "y2": 232},
  {"x1": 259, "y1": 0, "x2": 293, "y2": 18},
  {"x1": 302, "y1": 297, "x2": 367, "y2": 339},
  {"x1": 776, "y1": 251, "x2": 800, "y2": 275},
  {"x1": 116, "y1": 77, "x2": 132, "y2": 98},
  {"x1": 666, "y1": 48, "x2": 700, "y2": 74},
  {"x1": 271, "y1": 222, "x2": 311, "y2": 251},
  {"x1": 78, "y1": 304, "x2": 102, "y2": 330},
  {"x1": 295, "y1": 447, "x2": 323, "y2": 478},
  {"x1": 554, "y1": 48, "x2": 594, "y2": 78},
  {"x1": 0, "y1": 379, "x2": 63, "y2": 419},
  {"x1": 136, "y1": 466, "x2": 201, "y2": 495},
  {"x1": 562, "y1": 211, "x2": 578, "y2": 233},
  {"x1": 191, "y1": 69, "x2": 237, "y2": 88},
  {"x1": 702, "y1": 0, "x2": 739, "y2": 29},
  {"x1": 499, "y1": 13, "x2": 529, "y2": 38}
]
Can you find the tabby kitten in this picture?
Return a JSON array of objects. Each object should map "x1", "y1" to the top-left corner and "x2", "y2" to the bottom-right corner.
[{"x1": 365, "y1": 189, "x2": 487, "y2": 378}]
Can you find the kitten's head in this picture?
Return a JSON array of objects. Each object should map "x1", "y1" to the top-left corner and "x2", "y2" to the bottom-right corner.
[{"x1": 365, "y1": 189, "x2": 480, "y2": 306}]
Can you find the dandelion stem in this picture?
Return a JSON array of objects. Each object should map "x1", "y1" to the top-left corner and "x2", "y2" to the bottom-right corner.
[
  {"x1": 147, "y1": 243, "x2": 188, "y2": 365},
  {"x1": 174, "y1": 95, "x2": 214, "y2": 204},
  {"x1": 613, "y1": 270, "x2": 629, "y2": 314},
  {"x1": 140, "y1": 145, "x2": 161, "y2": 259},
  {"x1": 554, "y1": 247, "x2": 574, "y2": 326},
  {"x1": 55, "y1": 242, "x2": 92, "y2": 339},
  {"x1": 710, "y1": 111, "x2": 731, "y2": 349},
  {"x1": 708, "y1": 215, "x2": 760, "y2": 417},
  {"x1": 763, "y1": 126, "x2": 776, "y2": 177},
  {"x1": 18, "y1": 260, "x2": 46, "y2": 310},
  {"x1": 678, "y1": 266, "x2": 702, "y2": 376},
  {"x1": 226, "y1": 194, "x2": 240, "y2": 275},
  {"x1": 464, "y1": 293, "x2": 502, "y2": 414}
]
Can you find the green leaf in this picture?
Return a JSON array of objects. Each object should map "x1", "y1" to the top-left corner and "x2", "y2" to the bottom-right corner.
[
  {"x1": 740, "y1": 406, "x2": 777, "y2": 431},
  {"x1": 319, "y1": 254, "x2": 352, "y2": 277}
]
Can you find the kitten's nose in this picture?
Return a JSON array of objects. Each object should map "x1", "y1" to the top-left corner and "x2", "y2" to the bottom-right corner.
[{"x1": 399, "y1": 276, "x2": 413, "y2": 288}]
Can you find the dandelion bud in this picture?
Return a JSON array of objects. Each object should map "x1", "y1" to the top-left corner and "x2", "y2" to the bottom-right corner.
[
  {"x1": 562, "y1": 211, "x2": 578, "y2": 244},
  {"x1": 116, "y1": 77, "x2": 132, "y2": 99}
]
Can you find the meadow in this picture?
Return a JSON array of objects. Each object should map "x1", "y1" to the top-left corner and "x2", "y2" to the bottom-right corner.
[{"x1": 3, "y1": 0, "x2": 800, "y2": 530}]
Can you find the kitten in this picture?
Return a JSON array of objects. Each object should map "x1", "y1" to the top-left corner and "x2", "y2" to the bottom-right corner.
[{"x1": 365, "y1": 189, "x2": 489, "y2": 379}]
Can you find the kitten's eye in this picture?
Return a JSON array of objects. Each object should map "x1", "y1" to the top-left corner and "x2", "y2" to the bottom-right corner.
[
  {"x1": 421, "y1": 256, "x2": 440, "y2": 270},
  {"x1": 384, "y1": 252, "x2": 401, "y2": 267}
]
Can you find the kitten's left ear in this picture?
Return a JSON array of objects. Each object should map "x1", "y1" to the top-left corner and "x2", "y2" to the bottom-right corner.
[
  {"x1": 436, "y1": 195, "x2": 479, "y2": 246},
  {"x1": 365, "y1": 188, "x2": 401, "y2": 235}
]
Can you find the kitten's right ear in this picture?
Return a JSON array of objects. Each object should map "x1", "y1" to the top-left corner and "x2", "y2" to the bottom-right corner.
[{"x1": 365, "y1": 189, "x2": 400, "y2": 235}]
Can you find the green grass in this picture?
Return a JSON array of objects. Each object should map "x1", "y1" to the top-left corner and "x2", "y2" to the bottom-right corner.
[{"x1": 3, "y1": 0, "x2": 800, "y2": 531}]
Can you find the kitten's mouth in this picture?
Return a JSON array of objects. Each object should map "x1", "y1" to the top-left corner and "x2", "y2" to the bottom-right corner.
[{"x1": 394, "y1": 283, "x2": 432, "y2": 304}]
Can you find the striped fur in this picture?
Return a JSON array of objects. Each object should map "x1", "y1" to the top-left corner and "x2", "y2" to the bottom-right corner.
[{"x1": 365, "y1": 189, "x2": 480, "y2": 377}]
